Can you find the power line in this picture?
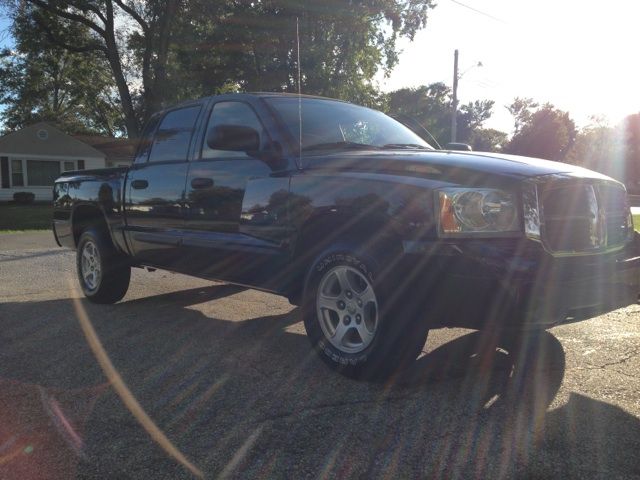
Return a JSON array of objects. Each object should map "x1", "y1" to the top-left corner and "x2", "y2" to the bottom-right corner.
[{"x1": 448, "y1": 0, "x2": 508, "y2": 24}]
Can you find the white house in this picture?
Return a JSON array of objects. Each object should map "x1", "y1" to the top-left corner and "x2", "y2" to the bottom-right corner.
[{"x1": 0, "y1": 122, "x2": 110, "y2": 201}]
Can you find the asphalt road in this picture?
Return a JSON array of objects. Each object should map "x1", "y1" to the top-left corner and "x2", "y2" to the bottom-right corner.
[{"x1": 1, "y1": 231, "x2": 639, "y2": 479}]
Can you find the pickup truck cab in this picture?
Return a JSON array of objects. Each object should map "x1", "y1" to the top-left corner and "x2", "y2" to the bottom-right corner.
[{"x1": 53, "y1": 93, "x2": 640, "y2": 378}]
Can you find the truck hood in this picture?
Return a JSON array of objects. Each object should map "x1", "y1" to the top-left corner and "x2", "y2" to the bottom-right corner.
[{"x1": 303, "y1": 149, "x2": 613, "y2": 184}]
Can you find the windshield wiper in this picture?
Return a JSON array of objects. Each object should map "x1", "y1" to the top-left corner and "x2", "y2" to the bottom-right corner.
[
  {"x1": 381, "y1": 143, "x2": 433, "y2": 150},
  {"x1": 302, "y1": 141, "x2": 380, "y2": 152}
]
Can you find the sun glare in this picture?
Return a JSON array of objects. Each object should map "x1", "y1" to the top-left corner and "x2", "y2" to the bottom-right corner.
[{"x1": 382, "y1": 0, "x2": 640, "y2": 131}]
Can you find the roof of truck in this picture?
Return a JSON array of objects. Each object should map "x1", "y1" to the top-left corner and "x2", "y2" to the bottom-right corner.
[{"x1": 164, "y1": 92, "x2": 348, "y2": 111}]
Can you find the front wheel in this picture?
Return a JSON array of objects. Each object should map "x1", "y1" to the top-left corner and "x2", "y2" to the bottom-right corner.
[
  {"x1": 302, "y1": 249, "x2": 429, "y2": 380},
  {"x1": 76, "y1": 228, "x2": 131, "y2": 304}
]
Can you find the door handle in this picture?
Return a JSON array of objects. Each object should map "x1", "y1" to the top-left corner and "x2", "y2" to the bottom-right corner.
[
  {"x1": 131, "y1": 179, "x2": 149, "y2": 189},
  {"x1": 191, "y1": 177, "x2": 214, "y2": 189}
]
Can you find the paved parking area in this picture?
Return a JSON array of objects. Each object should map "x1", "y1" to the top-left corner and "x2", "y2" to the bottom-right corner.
[{"x1": 1, "y1": 231, "x2": 639, "y2": 479}]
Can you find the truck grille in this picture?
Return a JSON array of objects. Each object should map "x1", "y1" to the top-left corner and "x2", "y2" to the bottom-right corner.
[{"x1": 539, "y1": 179, "x2": 630, "y2": 255}]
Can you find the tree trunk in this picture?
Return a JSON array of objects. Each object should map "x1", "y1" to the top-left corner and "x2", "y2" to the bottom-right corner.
[
  {"x1": 104, "y1": 45, "x2": 139, "y2": 137},
  {"x1": 147, "y1": 0, "x2": 179, "y2": 117},
  {"x1": 103, "y1": 2, "x2": 139, "y2": 138}
]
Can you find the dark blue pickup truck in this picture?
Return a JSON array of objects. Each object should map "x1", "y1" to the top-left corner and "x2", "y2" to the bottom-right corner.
[{"x1": 53, "y1": 93, "x2": 640, "y2": 378}]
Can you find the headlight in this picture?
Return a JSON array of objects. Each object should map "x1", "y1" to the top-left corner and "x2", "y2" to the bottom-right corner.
[{"x1": 437, "y1": 188, "x2": 520, "y2": 236}]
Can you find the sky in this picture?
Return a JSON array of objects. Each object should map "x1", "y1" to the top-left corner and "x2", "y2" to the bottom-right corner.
[
  {"x1": 0, "y1": 10, "x2": 12, "y2": 49},
  {"x1": 377, "y1": 0, "x2": 640, "y2": 134}
]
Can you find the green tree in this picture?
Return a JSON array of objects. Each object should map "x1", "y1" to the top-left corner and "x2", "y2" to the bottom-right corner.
[
  {"x1": 4, "y1": 0, "x2": 436, "y2": 137},
  {"x1": 563, "y1": 115, "x2": 640, "y2": 190},
  {"x1": 469, "y1": 128, "x2": 508, "y2": 152},
  {"x1": 456, "y1": 99, "x2": 494, "y2": 145},
  {"x1": 385, "y1": 83, "x2": 502, "y2": 148},
  {"x1": 506, "y1": 97, "x2": 539, "y2": 134},
  {"x1": 623, "y1": 113, "x2": 640, "y2": 193},
  {"x1": 385, "y1": 83, "x2": 451, "y2": 145},
  {"x1": 0, "y1": 10, "x2": 123, "y2": 135},
  {"x1": 172, "y1": 0, "x2": 435, "y2": 107},
  {"x1": 506, "y1": 103, "x2": 576, "y2": 161},
  {"x1": 565, "y1": 116, "x2": 617, "y2": 171},
  {"x1": 2, "y1": 0, "x2": 186, "y2": 137}
]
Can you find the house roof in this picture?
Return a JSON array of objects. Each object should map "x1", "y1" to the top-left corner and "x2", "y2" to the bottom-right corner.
[
  {"x1": 0, "y1": 122, "x2": 105, "y2": 158},
  {"x1": 72, "y1": 135, "x2": 137, "y2": 162}
]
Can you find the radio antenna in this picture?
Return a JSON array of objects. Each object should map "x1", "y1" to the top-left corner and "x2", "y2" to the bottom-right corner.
[{"x1": 296, "y1": 16, "x2": 303, "y2": 169}]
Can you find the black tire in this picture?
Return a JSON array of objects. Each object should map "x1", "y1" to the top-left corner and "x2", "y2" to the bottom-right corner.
[
  {"x1": 76, "y1": 228, "x2": 131, "y2": 304},
  {"x1": 302, "y1": 246, "x2": 430, "y2": 380}
]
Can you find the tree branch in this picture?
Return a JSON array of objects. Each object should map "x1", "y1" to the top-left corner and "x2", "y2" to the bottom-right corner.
[
  {"x1": 26, "y1": 0, "x2": 106, "y2": 37},
  {"x1": 67, "y1": 0, "x2": 108, "y2": 25},
  {"x1": 35, "y1": 15, "x2": 107, "y2": 53},
  {"x1": 112, "y1": 0, "x2": 149, "y2": 33}
]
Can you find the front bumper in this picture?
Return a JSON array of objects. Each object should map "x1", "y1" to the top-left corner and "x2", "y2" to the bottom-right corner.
[{"x1": 399, "y1": 234, "x2": 640, "y2": 331}]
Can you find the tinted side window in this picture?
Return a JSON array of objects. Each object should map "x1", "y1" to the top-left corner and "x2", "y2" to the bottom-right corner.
[
  {"x1": 133, "y1": 114, "x2": 160, "y2": 165},
  {"x1": 149, "y1": 106, "x2": 201, "y2": 163},
  {"x1": 202, "y1": 102, "x2": 263, "y2": 160}
]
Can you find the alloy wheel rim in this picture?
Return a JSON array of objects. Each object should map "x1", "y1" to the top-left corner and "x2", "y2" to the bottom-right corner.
[
  {"x1": 81, "y1": 240, "x2": 101, "y2": 291},
  {"x1": 316, "y1": 265, "x2": 378, "y2": 354}
]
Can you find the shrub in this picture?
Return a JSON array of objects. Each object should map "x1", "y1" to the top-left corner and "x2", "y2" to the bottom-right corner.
[{"x1": 13, "y1": 192, "x2": 36, "y2": 204}]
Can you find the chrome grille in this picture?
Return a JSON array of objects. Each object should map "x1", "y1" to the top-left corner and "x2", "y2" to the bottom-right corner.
[{"x1": 538, "y1": 178, "x2": 630, "y2": 255}]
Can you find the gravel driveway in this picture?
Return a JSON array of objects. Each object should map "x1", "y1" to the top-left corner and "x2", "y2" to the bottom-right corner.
[{"x1": 1, "y1": 231, "x2": 639, "y2": 479}]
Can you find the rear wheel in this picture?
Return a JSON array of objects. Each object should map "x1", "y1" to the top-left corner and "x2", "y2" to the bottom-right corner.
[
  {"x1": 76, "y1": 228, "x2": 131, "y2": 304},
  {"x1": 303, "y1": 248, "x2": 430, "y2": 380}
]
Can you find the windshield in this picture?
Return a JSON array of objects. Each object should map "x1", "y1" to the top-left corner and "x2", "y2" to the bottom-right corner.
[{"x1": 264, "y1": 97, "x2": 433, "y2": 152}]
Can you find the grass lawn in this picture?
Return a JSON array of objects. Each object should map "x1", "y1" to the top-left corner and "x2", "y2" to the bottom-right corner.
[
  {"x1": 0, "y1": 203, "x2": 52, "y2": 231},
  {"x1": 634, "y1": 214, "x2": 640, "y2": 232}
]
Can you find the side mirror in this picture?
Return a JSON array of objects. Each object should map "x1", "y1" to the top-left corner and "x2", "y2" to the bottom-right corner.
[
  {"x1": 445, "y1": 142, "x2": 472, "y2": 151},
  {"x1": 206, "y1": 125, "x2": 260, "y2": 152},
  {"x1": 260, "y1": 141, "x2": 287, "y2": 169}
]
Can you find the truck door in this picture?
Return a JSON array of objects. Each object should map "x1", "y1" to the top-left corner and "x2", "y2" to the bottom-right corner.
[
  {"x1": 182, "y1": 99, "x2": 290, "y2": 287},
  {"x1": 124, "y1": 103, "x2": 204, "y2": 268}
]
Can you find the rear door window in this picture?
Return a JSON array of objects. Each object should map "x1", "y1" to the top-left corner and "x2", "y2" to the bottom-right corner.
[{"x1": 133, "y1": 114, "x2": 160, "y2": 165}]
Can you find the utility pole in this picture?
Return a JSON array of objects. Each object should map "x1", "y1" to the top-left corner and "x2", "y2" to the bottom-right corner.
[{"x1": 451, "y1": 49, "x2": 459, "y2": 143}]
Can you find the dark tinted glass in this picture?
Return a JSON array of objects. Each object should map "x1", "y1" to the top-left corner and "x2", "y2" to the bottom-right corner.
[
  {"x1": 27, "y1": 160, "x2": 60, "y2": 186},
  {"x1": 1, "y1": 157, "x2": 9, "y2": 188},
  {"x1": 202, "y1": 102, "x2": 263, "y2": 159},
  {"x1": 148, "y1": 106, "x2": 201, "y2": 163},
  {"x1": 134, "y1": 114, "x2": 160, "y2": 164}
]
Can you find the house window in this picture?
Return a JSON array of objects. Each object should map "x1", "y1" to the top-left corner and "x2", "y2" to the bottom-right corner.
[
  {"x1": 0, "y1": 157, "x2": 8, "y2": 188},
  {"x1": 63, "y1": 161, "x2": 75, "y2": 171},
  {"x1": 26, "y1": 160, "x2": 61, "y2": 186},
  {"x1": 77, "y1": 160, "x2": 85, "y2": 170},
  {"x1": 11, "y1": 160, "x2": 24, "y2": 186}
]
